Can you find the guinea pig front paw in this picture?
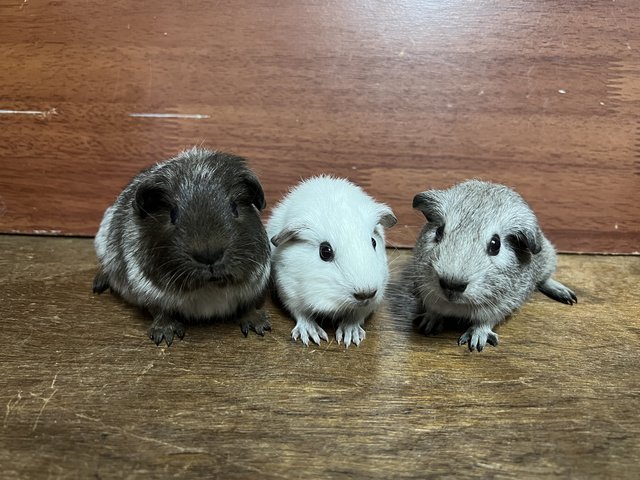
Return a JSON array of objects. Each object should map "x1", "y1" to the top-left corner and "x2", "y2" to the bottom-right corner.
[
  {"x1": 414, "y1": 314, "x2": 444, "y2": 336},
  {"x1": 291, "y1": 318, "x2": 329, "y2": 346},
  {"x1": 92, "y1": 269, "x2": 110, "y2": 294},
  {"x1": 148, "y1": 316, "x2": 185, "y2": 347},
  {"x1": 336, "y1": 323, "x2": 366, "y2": 348},
  {"x1": 458, "y1": 325, "x2": 499, "y2": 352},
  {"x1": 239, "y1": 310, "x2": 272, "y2": 337}
]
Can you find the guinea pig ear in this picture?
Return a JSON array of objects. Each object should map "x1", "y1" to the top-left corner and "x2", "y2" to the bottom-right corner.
[
  {"x1": 509, "y1": 227, "x2": 543, "y2": 256},
  {"x1": 412, "y1": 191, "x2": 442, "y2": 222},
  {"x1": 378, "y1": 206, "x2": 397, "y2": 229},
  {"x1": 134, "y1": 180, "x2": 171, "y2": 218},
  {"x1": 270, "y1": 225, "x2": 304, "y2": 248},
  {"x1": 241, "y1": 172, "x2": 267, "y2": 211}
]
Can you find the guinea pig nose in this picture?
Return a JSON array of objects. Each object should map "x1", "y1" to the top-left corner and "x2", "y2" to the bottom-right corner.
[
  {"x1": 439, "y1": 277, "x2": 468, "y2": 293},
  {"x1": 353, "y1": 289, "x2": 377, "y2": 301},
  {"x1": 191, "y1": 249, "x2": 225, "y2": 266}
]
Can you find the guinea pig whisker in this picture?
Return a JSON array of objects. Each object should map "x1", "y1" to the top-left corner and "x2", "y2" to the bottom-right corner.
[
  {"x1": 417, "y1": 285, "x2": 441, "y2": 305},
  {"x1": 154, "y1": 255, "x2": 183, "y2": 270},
  {"x1": 323, "y1": 299, "x2": 350, "y2": 322},
  {"x1": 164, "y1": 267, "x2": 187, "y2": 292},
  {"x1": 388, "y1": 264, "x2": 406, "y2": 276},
  {"x1": 166, "y1": 263, "x2": 199, "y2": 291},
  {"x1": 238, "y1": 255, "x2": 263, "y2": 269},
  {"x1": 146, "y1": 244, "x2": 172, "y2": 252},
  {"x1": 339, "y1": 297, "x2": 354, "y2": 312},
  {"x1": 163, "y1": 266, "x2": 194, "y2": 291},
  {"x1": 181, "y1": 269, "x2": 204, "y2": 291},
  {"x1": 386, "y1": 252, "x2": 404, "y2": 269}
]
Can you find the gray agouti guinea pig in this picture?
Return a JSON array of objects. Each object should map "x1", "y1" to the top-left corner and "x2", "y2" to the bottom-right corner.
[
  {"x1": 392, "y1": 179, "x2": 577, "y2": 352},
  {"x1": 93, "y1": 147, "x2": 271, "y2": 346}
]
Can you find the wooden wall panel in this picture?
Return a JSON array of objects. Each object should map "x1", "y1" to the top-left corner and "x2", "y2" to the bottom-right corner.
[{"x1": 0, "y1": 0, "x2": 638, "y2": 252}]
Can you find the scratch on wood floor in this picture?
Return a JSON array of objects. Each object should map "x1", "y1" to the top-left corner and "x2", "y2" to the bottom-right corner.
[
  {"x1": 141, "y1": 362, "x2": 154, "y2": 375},
  {"x1": 74, "y1": 413, "x2": 207, "y2": 454},
  {"x1": 166, "y1": 362, "x2": 193, "y2": 373},
  {"x1": 480, "y1": 377, "x2": 534, "y2": 386},
  {"x1": 75, "y1": 413, "x2": 100, "y2": 422},
  {"x1": 31, "y1": 388, "x2": 57, "y2": 432},
  {"x1": 476, "y1": 461, "x2": 504, "y2": 471},
  {"x1": 4, "y1": 391, "x2": 22, "y2": 428},
  {"x1": 129, "y1": 113, "x2": 210, "y2": 119},
  {"x1": 136, "y1": 361, "x2": 155, "y2": 383}
]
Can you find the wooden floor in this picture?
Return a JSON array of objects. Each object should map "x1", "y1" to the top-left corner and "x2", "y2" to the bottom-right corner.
[{"x1": 1, "y1": 235, "x2": 638, "y2": 479}]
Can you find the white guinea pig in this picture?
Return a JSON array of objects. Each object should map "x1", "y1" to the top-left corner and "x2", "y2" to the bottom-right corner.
[{"x1": 267, "y1": 175, "x2": 397, "y2": 347}]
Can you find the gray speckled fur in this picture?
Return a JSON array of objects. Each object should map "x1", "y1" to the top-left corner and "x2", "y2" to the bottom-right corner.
[
  {"x1": 93, "y1": 147, "x2": 271, "y2": 346},
  {"x1": 391, "y1": 180, "x2": 577, "y2": 352}
]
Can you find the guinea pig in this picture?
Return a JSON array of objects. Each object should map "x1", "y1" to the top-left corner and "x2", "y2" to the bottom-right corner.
[
  {"x1": 266, "y1": 175, "x2": 397, "y2": 347},
  {"x1": 393, "y1": 179, "x2": 577, "y2": 352},
  {"x1": 93, "y1": 147, "x2": 271, "y2": 346}
]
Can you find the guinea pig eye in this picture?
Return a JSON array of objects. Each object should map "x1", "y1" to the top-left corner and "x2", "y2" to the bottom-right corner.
[
  {"x1": 371, "y1": 237, "x2": 377, "y2": 250},
  {"x1": 230, "y1": 200, "x2": 239, "y2": 219},
  {"x1": 169, "y1": 207, "x2": 178, "y2": 224},
  {"x1": 488, "y1": 234, "x2": 501, "y2": 256},
  {"x1": 319, "y1": 242, "x2": 334, "y2": 262},
  {"x1": 434, "y1": 225, "x2": 445, "y2": 243}
]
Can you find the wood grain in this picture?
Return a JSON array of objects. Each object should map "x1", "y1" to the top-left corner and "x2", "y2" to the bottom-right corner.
[
  {"x1": 0, "y1": 1, "x2": 639, "y2": 252},
  {"x1": 1, "y1": 235, "x2": 639, "y2": 478}
]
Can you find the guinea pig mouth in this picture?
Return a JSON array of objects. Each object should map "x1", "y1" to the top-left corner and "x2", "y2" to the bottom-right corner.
[
  {"x1": 439, "y1": 290, "x2": 467, "y2": 304},
  {"x1": 191, "y1": 266, "x2": 232, "y2": 287},
  {"x1": 206, "y1": 271, "x2": 233, "y2": 286},
  {"x1": 353, "y1": 298, "x2": 372, "y2": 307}
]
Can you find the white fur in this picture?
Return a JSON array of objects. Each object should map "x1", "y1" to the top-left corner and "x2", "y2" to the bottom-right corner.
[
  {"x1": 94, "y1": 206, "x2": 114, "y2": 261},
  {"x1": 267, "y1": 175, "x2": 395, "y2": 347}
]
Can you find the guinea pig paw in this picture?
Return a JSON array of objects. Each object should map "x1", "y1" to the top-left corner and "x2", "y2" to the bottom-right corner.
[
  {"x1": 336, "y1": 323, "x2": 366, "y2": 348},
  {"x1": 239, "y1": 311, "x2": 272, "y2": 337},
  {"x1": 148, "y1": 317, "x2": 185, "y2": 347},
  {"x1": 458, "y1": 326, "x2": 499, "y2": 352},
  {"x1": 415, "y1": 315, "x2": 444, "y2": 336},
  {"x1": 291, "y1": 319, "x2": 328, "y2": 346},
  {"x1": 92, "y1": 269, "x2": 110, "y2": 294}
]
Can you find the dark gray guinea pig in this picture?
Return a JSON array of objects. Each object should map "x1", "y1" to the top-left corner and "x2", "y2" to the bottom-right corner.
[
  {"x1": 93, "y1": 147, "x2": 271, "y2": 346},
  {"x1": 393, "y1": 179, "x2": 577, "y2": 352}
]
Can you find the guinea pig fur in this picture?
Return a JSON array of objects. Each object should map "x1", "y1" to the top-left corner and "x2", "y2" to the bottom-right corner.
[
  {"x1": 93, "y1": 147, "x2": 271, "y2": 346},
  {"x1": 395, "y1": 179, "x2": 577, "y2": 352},
  {"x1": 267, "y1": 175, "x2": 397, "y2": 348}
]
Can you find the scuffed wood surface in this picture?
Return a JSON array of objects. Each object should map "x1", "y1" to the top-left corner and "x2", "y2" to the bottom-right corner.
[
  {"x1": 0, "y1": 1, "x2": 639, "y2": 252},
  {"x1": 0, "y1": 235, "x2": 638, "y2": 478}
]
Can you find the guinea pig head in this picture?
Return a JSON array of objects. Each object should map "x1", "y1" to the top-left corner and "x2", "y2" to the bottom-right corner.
[
  {"x1": 133, "y1": 150, "x2": 270, "y2": 292},
  {"x1": 271, "y1": 204, "x2": 396, "y2": 316},
  {"x1": 412, "y1": 180, "x2": 543, "y2": 309}
]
